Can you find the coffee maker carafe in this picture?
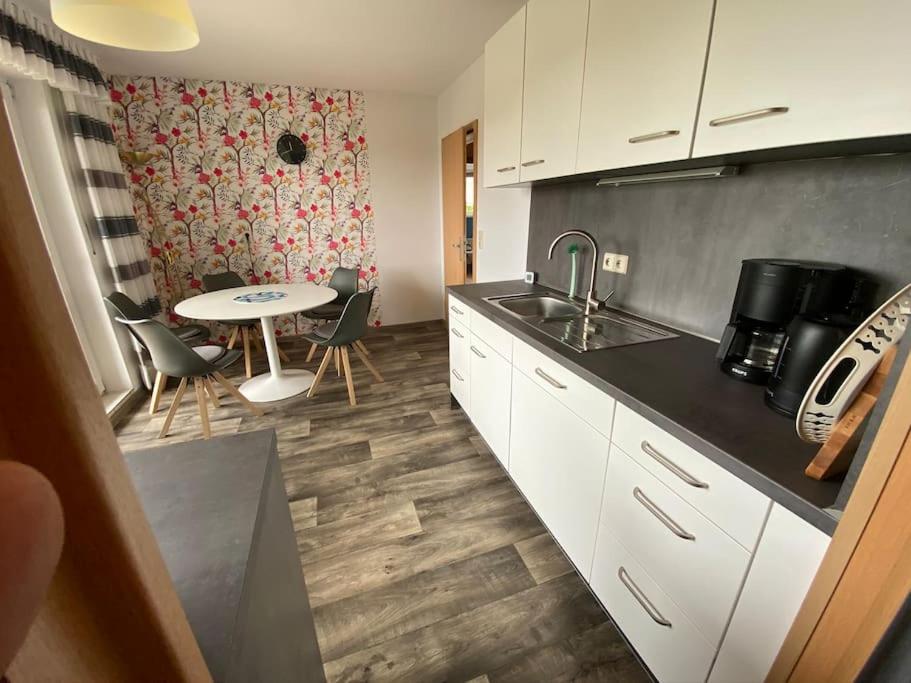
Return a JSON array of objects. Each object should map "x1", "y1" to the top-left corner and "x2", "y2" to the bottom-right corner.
[{"x1": 716, "y1": 259, "x2": 851, "y2": 383}]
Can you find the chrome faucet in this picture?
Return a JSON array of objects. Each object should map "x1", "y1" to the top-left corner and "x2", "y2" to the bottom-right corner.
[{"x1": 547, "y1": 229, "x2": 611, "y2": 318}]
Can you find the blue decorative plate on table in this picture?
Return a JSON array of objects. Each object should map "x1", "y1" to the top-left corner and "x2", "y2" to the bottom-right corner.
[{"x1": 233, "y1": 291, "x2": 288, "y2": 304}]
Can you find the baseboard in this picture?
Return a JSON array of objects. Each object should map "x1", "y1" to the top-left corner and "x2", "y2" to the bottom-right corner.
[{"x1": 106, "y1": 387, "x2": 146, "y2": 429}]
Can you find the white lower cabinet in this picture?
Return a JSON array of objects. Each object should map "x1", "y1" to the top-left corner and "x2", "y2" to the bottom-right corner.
[
  {"x1": 468, "y1": 333, "x2": 511, "y2": 468},
  {"x1": 708, "y1": 504, "x2": 830, "y2": 683},
  {"x1": 448, "y1": 320, "x2": 470, "y2": 411},
  {"x1": 509, "y1": 369, "x2": 610, "y2": 577},
  {"x1": 591, "y1": 529, "x2": 716, "y2": 683}
]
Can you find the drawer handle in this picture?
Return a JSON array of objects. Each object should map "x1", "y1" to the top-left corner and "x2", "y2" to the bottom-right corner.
[
  {"x1": 618, "y1": 567, "x2": 672, "y2": 628},
  {"x1": 534, "y1": 367, "x2": 566, "y2": 389},
  {"x1": 451, "y1": 368, "x2": 465, "y2": 382},
  {"x1": 470, "y1": 345, "x2": 486, "y2": 359},
  {"x1": 521, "y1": 159, "x2": 545, "y2": 167},
  {"x1": 451, "y1": 327, "x2": 464, "y2": 339},
  {"x1": 628, "y1": 129, "x2": 680, "y2": 144},
  {"x1": 633, "y1": 487, "x2": 696, "y2": 541},
  {"x1": 709, "y1": 106, "x2": 789, "y2": 127},
  {"x1": 450, "y1": 304, "x2": 464, "y2": 315},
  {"x1": 497, "y1": 165, "x2": 517, "y2": 173},
  {"x1": 641, "y1": 440, "x2": 709, "y2": 489}
]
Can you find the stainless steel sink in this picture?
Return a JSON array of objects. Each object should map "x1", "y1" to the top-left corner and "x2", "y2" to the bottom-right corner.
[
  {"x1": 494, "y1": 294, "x2": 582, "y2": 319},
  {"x1": 485, "y1": 292, "x2": 678, "y2": 352}
]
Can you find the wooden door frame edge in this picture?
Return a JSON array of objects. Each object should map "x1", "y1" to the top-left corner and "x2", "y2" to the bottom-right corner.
[{"x1": 767, "y1": 346, "x2": 911, "y2": 681}]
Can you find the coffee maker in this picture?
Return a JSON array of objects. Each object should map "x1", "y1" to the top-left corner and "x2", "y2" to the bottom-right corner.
[{"x1": 716, "y1": 259, "x2": 858, "y2": 386}]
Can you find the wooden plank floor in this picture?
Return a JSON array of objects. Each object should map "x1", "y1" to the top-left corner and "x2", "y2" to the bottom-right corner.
[{"x1": 116, "y1": 320, "x2": 651, "y2": 682}]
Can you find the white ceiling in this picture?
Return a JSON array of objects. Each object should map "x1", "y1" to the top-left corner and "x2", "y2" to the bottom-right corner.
[{"x1": 22, "y1": 0, "x2": 527, "y2": 95}]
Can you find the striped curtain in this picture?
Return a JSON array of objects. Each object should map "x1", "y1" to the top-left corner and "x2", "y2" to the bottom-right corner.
[
  {"x1": 0, "y1": 0, "x2": 106, "y2": 98},
  {"x1": 57, "y1": 91, "x2": 161, "y2": 317}
]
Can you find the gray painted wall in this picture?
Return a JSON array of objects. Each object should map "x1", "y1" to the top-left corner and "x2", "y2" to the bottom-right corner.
[{"x1": 526, "y1": 153, "x2": 911, "y2": 339}]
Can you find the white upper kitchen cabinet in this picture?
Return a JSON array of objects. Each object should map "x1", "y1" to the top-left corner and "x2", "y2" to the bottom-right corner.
[
  {"x1": 483, "y1": 5, "x2": 526, "y2": 187},
  {"x1": 694, "y1": 0, "x2": 911, "y2": 157},
  {"x1": 519, "y1": 0, "x2": 589, "y2": 182},
  {"x1": 576, "y1": 0, "x2": 714, "y2": 172}
]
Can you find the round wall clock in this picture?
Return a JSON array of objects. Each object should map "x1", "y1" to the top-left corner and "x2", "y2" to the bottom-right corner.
[{"x1": 276, "y1": 133, "x2": 307, "y2": 164}]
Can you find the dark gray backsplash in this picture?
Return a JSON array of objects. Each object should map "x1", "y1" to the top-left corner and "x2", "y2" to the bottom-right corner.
[{"x1": 527, "y1": 153, "x2": 911, "y2": 339}]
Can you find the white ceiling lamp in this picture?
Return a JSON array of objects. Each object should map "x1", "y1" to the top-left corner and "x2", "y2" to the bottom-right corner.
[{"x1": 50, "y1": 0, "x2": 199, "y2": 52}]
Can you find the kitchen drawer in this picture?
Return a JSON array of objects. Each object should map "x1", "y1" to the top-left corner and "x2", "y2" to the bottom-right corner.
[
  {"x1": 602, "y1": 446, "x2": 751, "y2": 646},
  {"x1": 470, "y1": 310, "x2": 513, "y2": 362},
  {"x1": 591, "y1": 529, "x2": 716, "y2": 683},
  {"x1": 513, "y1": 337, "x2": 615, "y2": 438},
  {"x1": 448, "y1": 294, "x2": 471, "y2": 328},
  {"x1": 612, "y1": 402, "x2": 770, "y2": 550},
  {"x1": 449, "y1": 320, "x2": 470, "y2": 411}
]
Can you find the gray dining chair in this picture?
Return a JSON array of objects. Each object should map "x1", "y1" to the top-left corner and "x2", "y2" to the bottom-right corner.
[
  {"x1": 202, "y1": 271, "x2": 291, "y2": 378},
  {"x1": 114, "y1": 316, "x2": 263, "y2": 439},
  {"x1": 304, "y1": 289, "x2": 383, "y2": 406},
  {"x1": 304, "y1": 267, "x2": 372, "y2": 363}
]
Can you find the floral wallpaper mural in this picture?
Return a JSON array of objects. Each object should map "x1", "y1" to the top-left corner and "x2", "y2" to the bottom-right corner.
[{"x1": 108, "y1": 76, "x2": 381, "y2": 340}]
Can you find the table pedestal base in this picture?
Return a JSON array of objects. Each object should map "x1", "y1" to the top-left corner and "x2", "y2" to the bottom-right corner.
[{"x1": 240, "y1": 369, "x2": 315, "y2": 403}]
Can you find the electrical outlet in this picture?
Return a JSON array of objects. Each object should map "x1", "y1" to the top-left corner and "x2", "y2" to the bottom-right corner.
[
  {"x1": 602, "y1": 252, "x2": 616, "y2": 271},
  {"x1": 614, "y1": 254, "x2": 629, "y2": 274}
]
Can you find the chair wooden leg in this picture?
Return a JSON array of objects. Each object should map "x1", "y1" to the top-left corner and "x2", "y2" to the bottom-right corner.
[
  {"x1": 341, "y1": 346, "x2": 357, "y2": 407},
  {"x1": 354, "y1": 339, "x2": 370, "y2": 356},
  {"x1": 277, "y1": 346, "x2": 291, "y2": 363},
  {"x1": 251, "y1": 325, "x2": 264, "y2": 352},
  {"x1": 150, "y1": 371, "x2": 167, "y2": 415},
  {"x1": 242, "y1": 326, "x2": 253, "y2": 378},
  {"x1": 352, "y1": 342, "x2": 384, "y2": 382},
  {"x1": 194, "y1": 378, "x2": 211, "y2": 439},
  {"x1": 308, "y1": 347, "x2": 334, "y2": 398},
  {"x1": 212, "y1": 372, "x2": 264, "y2": 417},
  {"x1": 227, "y1": 325, "x2": 240, "y2": 349},
  {"x1": 335, "y1": 347, "x2": 341, "y2": 376},
  {"x1": 203, "y1": 377, "x2": 220, "y2": 408},
  {"x1": 306, "y1": 342, "x2": 318, "y2": 363},
  {"x1": 158, "y1": 377, "x2": 188, "y2": 439}
]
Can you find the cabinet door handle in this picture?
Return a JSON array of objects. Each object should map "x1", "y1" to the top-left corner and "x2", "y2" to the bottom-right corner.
[
  {"x1": 628, "y1": 129, "x2": 680, "y2": 144},
  {"x1": 641, "y1": 440, "x2": 708, "y2": 489},
  {"x1": 470, "y1": 345, "x2": 486, "y2": 359},
  {"x1": 450, "y1": 304, "x2": 464, "y2": 316},
  {"x1": 618, "y1": 567, "x2": 672, "y2": 628},
  {"x1": 534, "y1": 367, "x2": 567, "y2": 389},
  {"x1": 633, "y1": 487, "x2": 696, "y2": 541},
  {"x1": 451, "y1": 368, "x2": 465, "y2": 382},
  {"x1": 709, "y1": 106, "x2": 789, "y2": 127},
  {"x1": 521, "y1": 159, "x2": 545, "y2": 167},
  {"x1": 451, "y1": 327, "x2": 464, "y2": 339},
  {"x1": 497, "y1": 165, "x2": 517, "y2": 173}
]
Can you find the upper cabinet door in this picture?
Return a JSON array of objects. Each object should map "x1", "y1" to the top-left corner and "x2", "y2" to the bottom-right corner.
[
  {"x1": 694, "y1": 0, "x2": 911, "y2": 157},
  {"x1": 483, "y1": 6, "x2": 526, "y2": 188},
  {"x1": 576, "y1": 0, "x2": 714, "y2": 173},
  {"x1": 519, "y1": 0, "x2": 589, "y2": 182}
]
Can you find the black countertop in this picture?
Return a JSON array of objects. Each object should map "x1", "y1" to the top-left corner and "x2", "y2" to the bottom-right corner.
[{"x1": 449, "y1": 281, "x2": 842, "y2": 535}]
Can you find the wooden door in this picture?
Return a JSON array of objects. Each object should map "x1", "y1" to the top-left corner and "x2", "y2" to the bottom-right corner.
[
  {"x1": 519, "y1": 0, "x2": 588, "y2": 182},
  {"x1": 694, "y1": 0, "x2": 911, "y2": 157},
  {"x1": 576, "y1": 0, "x2": 714, "y2": 172},
  {"x1": 441, "y1": 127, "x2": 466, "y2": 287},
  {"x1": 0, "y1": 89, "x2": 209, "y2": 681},
  {"x1": 483, "y1": 4, "x2": 525, "y2": 187}
]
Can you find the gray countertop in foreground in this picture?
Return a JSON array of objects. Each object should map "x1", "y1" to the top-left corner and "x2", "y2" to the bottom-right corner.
[{"x1": 449, "y1": 280, "x2": 841, "y2": 535}]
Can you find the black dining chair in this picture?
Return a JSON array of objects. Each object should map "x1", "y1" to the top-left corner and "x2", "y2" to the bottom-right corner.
[
  {"x1": 304, "y1": 266, "x2": 371, "y2": 362},
  {"x1": 105, "y1": 292, "x2": 213, "y2": 416},
  {"x1": 114, "y1": 316, "x2": 263, "y2": 439},
  {"x1": 202, "y1": 271, "x2": 291, "y2": 377},
  {"x1": 304, "y1": 289, "x2": 383, "y2": 406}
]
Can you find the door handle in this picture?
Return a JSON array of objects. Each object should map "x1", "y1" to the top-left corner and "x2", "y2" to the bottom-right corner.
[
  {"x1": 451, "y1": 368, "x2": 464, "y2": 382},
  {"x1": 497, "y1": 165, "x2": 517, "y2": 173},
  {"x1": 618, "y1": 567, "x2": 672, "y2": 628},
  {"x1": 534, "y1": 367, "x2": 566, "y2": 389},
  {"x1": 640, "y1": 440, "x2": 709, "y2": 489},
  {"x1": 628, "y1": 130, "x2": 680, "y2": 144},
  {"x1": 709, "y1": 106, "x2": 789, "y2": 127},
  {"x1": 521, "y1": 159, "x2": 545, "y2": 167},
  {"x1": 633, "y1": 487, "x2": 696, "y2": 541},
  {"x1": 470, "y1": 345, "x2": 486, "y2": 359}
]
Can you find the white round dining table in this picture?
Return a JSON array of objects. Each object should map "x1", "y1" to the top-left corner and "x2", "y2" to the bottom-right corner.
[{"x1": 175, "y1": 283, "x2": 337, "y2": 402}]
